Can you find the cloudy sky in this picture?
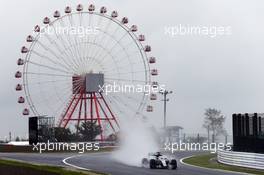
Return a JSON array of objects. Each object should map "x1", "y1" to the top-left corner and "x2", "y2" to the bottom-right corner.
[{"x1": 1, "y1": 0, "x2": 264, "y2": 140}]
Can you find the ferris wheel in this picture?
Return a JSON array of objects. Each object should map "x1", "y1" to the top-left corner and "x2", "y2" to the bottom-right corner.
[{"x1": 15, "y1": 4, "x2": 158, "y2": 140}]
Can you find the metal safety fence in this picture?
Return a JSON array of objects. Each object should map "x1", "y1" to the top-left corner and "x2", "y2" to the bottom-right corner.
[{"x1": 217, "y1": 149, "x2": 264, "y2": 170}]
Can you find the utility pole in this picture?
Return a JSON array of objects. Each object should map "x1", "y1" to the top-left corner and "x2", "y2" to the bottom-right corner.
[
  {"x1": 207, "y1": 125, "x2": 210, "y2": 144},
  {"x1": 9, "y1": 132, "x2": 11, "y2": 142},
  {"x1": 159, "y1": 90, "x2": 173, "y2": 128}
]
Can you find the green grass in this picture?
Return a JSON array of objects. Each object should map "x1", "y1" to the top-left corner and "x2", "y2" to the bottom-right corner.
[
  {"x1": 0, "y1": 159, "x2": 105, "y2": 175},
  {"x1": 0, "y1": 144, "x2": 116, "y2": 153},
  {"x1": 183, "y1": 154, "x2": 264, "y2": 175}
]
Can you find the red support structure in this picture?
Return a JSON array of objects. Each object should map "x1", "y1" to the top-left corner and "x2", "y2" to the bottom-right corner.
[
  {"x1": 99, "y1": 92, "x2": 120, "y2": 128},
  {"x1": 84, "y1": 93, "x2": 87, "y2": 122},
  {"x1": 62, "y1": 93, "x2": 83, "y2": 128},
  {"x1": 58, "y1": 90, "x2": 119, "y2": 141},
  {"x1": 93, "y1": 92, "x2": 104, "y2": 141},
  {"x1": 96, "y1": 98, "x2": 116, "y2": 132},
  {"x1": 62, "y1": 118, "x2": 114, "y2": 121},
  {"x1": 77, "y1": 92, "x2": 84, "y2": 129},
  {"x1": 58, "y1": 93, "x2": 78, "y2": 127},
  {"x1": 90, "y1": 93, "x2": 93, "y2": 122}
]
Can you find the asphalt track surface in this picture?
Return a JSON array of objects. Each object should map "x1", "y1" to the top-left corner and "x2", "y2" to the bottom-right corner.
[{"x1": 0, "y1": 151, "x2": 245, "y2": 175}]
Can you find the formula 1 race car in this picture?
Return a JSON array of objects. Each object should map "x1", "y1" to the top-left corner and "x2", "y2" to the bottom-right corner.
[{"x1": 141, "y1": 152, "x2": 177, "y2": 169}]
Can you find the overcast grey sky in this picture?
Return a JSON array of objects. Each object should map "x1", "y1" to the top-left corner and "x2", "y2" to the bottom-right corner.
[{"x1": 1, "y1": 0, "x2": 264, "y2": 140}]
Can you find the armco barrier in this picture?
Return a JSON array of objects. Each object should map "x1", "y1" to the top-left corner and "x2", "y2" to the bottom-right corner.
[{"x1": 217, "y1": 149, "x2": 264, "y2": 170}]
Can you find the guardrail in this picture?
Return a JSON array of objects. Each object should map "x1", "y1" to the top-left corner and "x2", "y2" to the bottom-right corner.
[{"x1": 217, "y1": 149, "x2": 264, "y2": 170}]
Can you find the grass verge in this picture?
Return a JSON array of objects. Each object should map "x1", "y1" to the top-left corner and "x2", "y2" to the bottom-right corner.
[
  {"x1": 0, "y1": 159, "x2": 105, "y2": 175},
  {"x1": 0, "y1": 144, "x2": 116, "y2": 153},
  {"x1": 182, "y1": 154, "x2": 264, "y2": 175}
]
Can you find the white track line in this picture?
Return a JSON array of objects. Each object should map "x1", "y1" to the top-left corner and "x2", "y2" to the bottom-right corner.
[
  {"x1": 180, "y1": 155, "x2": 251, "y2": 175},
  {"x1": 62, "y1": 155, "x2": 91, "y2": 171}
]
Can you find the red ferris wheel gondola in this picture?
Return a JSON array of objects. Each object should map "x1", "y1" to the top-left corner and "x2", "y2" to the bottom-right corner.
[
  {"x1": 146, "y1": 105, "x2": 153, "y2": 112},
  {"x1": 149, "y1": 57, "x2": 156, "y2": 64},
  {"x1": 130, "y1": 25, "x2": 137, "y2": 32},
  {"x1": 23, "y1": 108, "x2": 29, "y2": 115},
  {"x1": 151, "y1": 69, "x2": 158, "y2": 76},
  {"x1": 15, "y1": 71, "x2": 22, "y2": 78},
  {"x1": 121, "y1": 17, "x2": 128, "y2": 24},
  {"x1": 17, "y1": 58, "x2": 24, "y2": 66},
  {"x1": 53, "y1": 10, "x2": 60, "y2": 18},
  {"x1": 111, "y1": 11, "x2": 118, "y2": 18},
  {"x1": 76, "y1": 4, "x2": 83, "y2": 11},
  {"x1": 150, "y1": 93, "x2": 157, "y2": 100},
  {"x1": 88, "y1": 4, "x2": 95, "y2": 12},
  {"x1": 26, "y1": 35, "x2": 33, "y2": 42},
  {"x1": 100, "y1": 6, "x2": 107, "y2": 14},
  {"x1": 138, "y1": 34, "x2": 145, "y2": 41},
  {"x1": 65, "y1": 6, "x2": 71, "y2": 13},
  {"x1": 16, "y1": 84, "x2": 22, "y2": 91},
  {"x1": 21, "y1": 46, "x2": 28, "y2": 53},
  {"x1": 18, "y1": 96, "x2": 25, "y2": 103}
]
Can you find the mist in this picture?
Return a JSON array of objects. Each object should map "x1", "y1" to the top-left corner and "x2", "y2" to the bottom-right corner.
[{"x1": 111, "y1": 117, "x2": 159, "y2": 167}]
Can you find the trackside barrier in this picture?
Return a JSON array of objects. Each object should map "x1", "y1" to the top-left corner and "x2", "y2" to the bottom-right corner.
[{"x1": 217, "y1": 149, "x2": 264, "y2": 170}]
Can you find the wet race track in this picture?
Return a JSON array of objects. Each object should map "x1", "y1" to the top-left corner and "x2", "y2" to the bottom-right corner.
[{"x1": 0, "y1": 151, "x2": 243, "y2": 175}]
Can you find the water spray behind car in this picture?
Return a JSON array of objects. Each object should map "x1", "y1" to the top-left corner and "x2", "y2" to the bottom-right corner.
[{"x1": 111, "y1": 117, "x2": 159, "y2": 167}]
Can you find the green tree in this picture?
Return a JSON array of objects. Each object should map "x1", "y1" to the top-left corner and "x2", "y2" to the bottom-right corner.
[
  {"x1": 15, "y1": 136, "x2": 20, "y2": 141},
  {"x1": 203, "y1": 108, "x2": 226, "y2": 143},
  {"x1": 78, "y1": 121, "x2": 102, "y2": 141},
  {"x1": 54, "y1": 127, "x2": 73, "y2": 142},
  {"x1": 186, "y1": 135, "x2": 207, "y2": 144},
  {"x1": 39, "y1": 125, "x2": 55, "y2": 142}
]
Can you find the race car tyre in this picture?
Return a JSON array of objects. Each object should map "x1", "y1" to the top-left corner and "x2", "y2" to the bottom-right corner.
[
  {"x1": 142, "y1": 158, "x2": 148, "y2": 168},
  {"x1": 170, "y1": 159, "x2": 177, "y2": 169},
  {"x1": 150, "y1": 159, "x2": 156, "y2": 169}
]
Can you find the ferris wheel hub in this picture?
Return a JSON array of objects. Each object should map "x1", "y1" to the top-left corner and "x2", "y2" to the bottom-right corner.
[{"x1": 72, "y1": 73, "x2": 104, "y2": 94}]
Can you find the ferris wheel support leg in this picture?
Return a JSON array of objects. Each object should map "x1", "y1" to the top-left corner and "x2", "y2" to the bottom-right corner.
[
  {"x1": 58, "y1": 93, "x2": 78, "y2": 127},
  {"x1": 77, "y1": 92, "x2": 84, "y2": 130},
  {"x1": 99, "y1": 92, "x2": 120, "y2": 128},
  {"x1": 84, "y1": 93, "x2": 87, "y2": 122},
  {"x1": 93, "y1": 92, "x2": 104, "y2": 141},
  {"x1": 90, "y1": 93, "x2": 93, "y2": 124},
  {"x1": 63, "y1": 93, "x2": 83, "y2": 128},
  {"x1": 96, "y1": 98, "x2": 116, "y2": 133}
]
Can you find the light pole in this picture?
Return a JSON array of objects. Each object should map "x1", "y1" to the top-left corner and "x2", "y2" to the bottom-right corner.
[{"x1": 159, "y1": 90, "x2": 173, "y2": 128}]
